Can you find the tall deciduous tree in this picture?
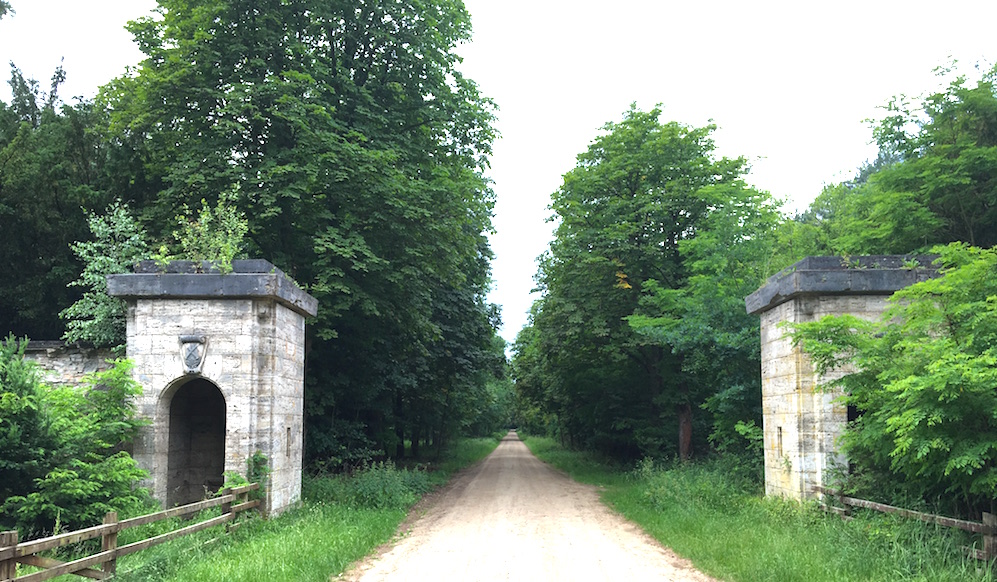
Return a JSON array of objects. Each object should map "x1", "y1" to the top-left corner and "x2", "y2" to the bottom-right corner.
[
  {"x1": 0, "y1": 65, "x2": 111, "y2": 339},
  {"x1": 516, "y1": 106, "x2": 770, "y2": 460},
  {"x1": 100, "y1": 0, "x2": 499, "y2": 463}
]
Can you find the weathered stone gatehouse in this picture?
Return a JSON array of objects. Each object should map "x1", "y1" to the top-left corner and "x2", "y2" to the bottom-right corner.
[
  {"x1": 745, "y1": 256, "x2": 938, "y2": 501},
  {"x1": 106, "y1": 260, "x2": 317, "y2": 515}
]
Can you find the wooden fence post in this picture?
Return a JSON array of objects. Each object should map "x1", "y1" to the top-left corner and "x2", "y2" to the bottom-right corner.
[
  {"x1": 983, "y1": 512, "x2": 996, "y2": 562},
  {"x1": 0, "y1": 530, "x2": 18, "y2": 581},
  {"x1": 220, "y1": 487, "x2": 232, "y2": 532},
  {"x1": 102, "y1": 511, "x2": 119, "y2": 576}
]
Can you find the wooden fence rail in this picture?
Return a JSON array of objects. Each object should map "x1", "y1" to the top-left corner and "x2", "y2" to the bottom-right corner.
[
  {"x1": 815, "y1": 485, "x2": 996, "y2": 562},
  {"x1": 0, "y1": 483, "x2": 259, "y2": 582}
]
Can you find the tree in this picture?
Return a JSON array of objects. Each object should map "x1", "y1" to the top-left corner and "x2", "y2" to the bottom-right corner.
[
  {"x1": 0, "y1": 337, "x2": 153, "y2": 536},
  {"x1": 792, "y1": 244, "x2": 997, "y2": 517},
  {"x1": 101, "y1": 0, "x2": 499, "y2": 463},
  {"x1": 0, "y1": 336, "x2": 57, "y2": 503},
  {"x1": 628, "y1": 181, "x2": 780, "y2": 460},
  {"x1": 796, "y1": 65, "x2": 997, "y2": 255},
  {"x1": 517, "y1": 105, "x2": 762, "y2": 460},
  {"x1": 0, "y1": 65, "x2": 111, "y2": 339},
  {"x1": 60, "y1": 202, "x2": 150, "y2": 350}
]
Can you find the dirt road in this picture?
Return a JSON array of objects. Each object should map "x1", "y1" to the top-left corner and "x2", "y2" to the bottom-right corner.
[{"x1": 341, "y1": 432, "x2": 716, "y2": 581}]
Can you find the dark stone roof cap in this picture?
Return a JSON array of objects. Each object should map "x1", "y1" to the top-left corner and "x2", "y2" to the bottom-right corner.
[
  {"x1": 745, "y1": 255, "x2": 940, "y2": 315},
  {"x1": 107, "y1": 260, "x2": 318, "y2": 317}
]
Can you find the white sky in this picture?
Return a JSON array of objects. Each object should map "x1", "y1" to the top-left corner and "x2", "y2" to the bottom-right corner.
[{"x1": 1, "y1": 1, "x2": 995, "y2": 344}]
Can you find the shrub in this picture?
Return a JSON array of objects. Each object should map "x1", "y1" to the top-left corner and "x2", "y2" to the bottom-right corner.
[
  {"x1": 0, "y1": 338, "x2": 154, "y2": 536},
  {"x1": 303, "y1": 461, "x2": 431, "y2": 510},
  {"x1": 791, "y1": 244, "x2": 997, "y2": 516}
]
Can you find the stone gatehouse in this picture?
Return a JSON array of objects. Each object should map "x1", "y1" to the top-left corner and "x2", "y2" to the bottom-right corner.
[
  {"x1": 103, "y1": 260, "x2": 318, "y2": 515},
  {"x1": 745, "y1": 256, "x2": 938, "y2": 501}
]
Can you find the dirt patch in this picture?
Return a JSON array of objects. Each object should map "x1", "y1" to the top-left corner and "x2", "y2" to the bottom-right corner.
[{"x1": 338, "y1": 432, "x2": 716, "y2": 581}]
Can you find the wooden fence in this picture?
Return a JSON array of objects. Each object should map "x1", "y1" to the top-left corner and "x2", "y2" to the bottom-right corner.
[
  {"x1": 815, "y1": 485, "x2": 996, "y2": 562},
  {"x1": 0, "y1": 483, "x2": 259, "y2": 582}
]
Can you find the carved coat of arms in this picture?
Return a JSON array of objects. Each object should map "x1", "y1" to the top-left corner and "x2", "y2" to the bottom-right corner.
[{"x1": 179, "y1": 335, "x2": 207, "y2": 374}]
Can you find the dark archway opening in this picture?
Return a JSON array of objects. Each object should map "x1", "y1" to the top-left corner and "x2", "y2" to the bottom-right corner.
[{"x1": 167, "y1": 378, "x2": 226, "y2": 507}]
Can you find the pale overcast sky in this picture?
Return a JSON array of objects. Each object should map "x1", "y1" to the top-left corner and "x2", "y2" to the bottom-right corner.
[{"x1": 1, "y1": 1, "x2": 994, "y2": 343}]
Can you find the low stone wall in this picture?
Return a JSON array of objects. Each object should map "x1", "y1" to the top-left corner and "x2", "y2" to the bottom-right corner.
[
  {"x1": 23, "y1": 341, "x2": 114, "y2": 386},
  {"x1": 745, "y1": 256, "x2": 939, "y2": 501}
]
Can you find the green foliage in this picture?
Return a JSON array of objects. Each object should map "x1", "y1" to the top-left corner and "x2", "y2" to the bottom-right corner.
[
  {"x1": 795, "y1": 64, "x2": 997, "y2": 255},
  {"x1": 0, "y1": 336, "x2": 57, "y2": 501},
  {"x1": 791, "y1": 244, "x2": 997, "y2": 516},
  {"x1": 0, "y1": 64, "x2": 110, "y2": 339},
  {"x1": 308, "y1": 461, "x2": 432, "y2": 510},
  {"x1": 514, "y1": 105, "x2": 776, "y2": 461},
  {"x1": 60, "y1": 202, "x2": 150, "y2": 350},
  {"x1": 0, "y1": 343, "x2": 153, "y2": 536},
  {"x1": 156, "y1": 191, "x2": 248, "y2": 273}
]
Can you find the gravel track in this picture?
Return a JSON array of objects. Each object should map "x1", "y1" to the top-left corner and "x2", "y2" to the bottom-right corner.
[{"x1": 340, "y1": 431, "x2": 716, "y2": 581}]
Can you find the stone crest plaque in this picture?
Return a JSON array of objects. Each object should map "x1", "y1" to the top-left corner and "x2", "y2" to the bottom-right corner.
[{"x1": 179, "y1": 335, "x2": 207, "y2": 374}]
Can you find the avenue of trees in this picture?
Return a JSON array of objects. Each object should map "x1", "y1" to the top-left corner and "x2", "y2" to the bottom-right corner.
[
  {"x1": 513, "y1": 67, "x2": 997, "y2": 516},
  {"x1": 3, "y1": 0, "x2": 997, "y2": 529}
]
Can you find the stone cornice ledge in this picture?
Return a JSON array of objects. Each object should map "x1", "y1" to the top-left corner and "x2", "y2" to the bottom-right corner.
[
  {"x1": 745, "y1": 255, "x2": 940, "y2": 315},
  {"x1": 107, "y1": 260, "x2": 318, "y2": 317}
]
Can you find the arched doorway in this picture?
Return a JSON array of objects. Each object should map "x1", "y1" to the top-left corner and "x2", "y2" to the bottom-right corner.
[{"x1": 166, "y1": 378, "x2": 226, "y2": 507}]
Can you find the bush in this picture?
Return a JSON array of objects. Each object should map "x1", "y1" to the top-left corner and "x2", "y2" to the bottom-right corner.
[
  {"x1": 303, "y1": 461, "x2": 432, "y2": 510},
  {"x1": 0, "y1": 337, "x2": 154, "y2": 537},
  {"x1": 792, "y1": 244, "x2": 997, "y2": 516}
]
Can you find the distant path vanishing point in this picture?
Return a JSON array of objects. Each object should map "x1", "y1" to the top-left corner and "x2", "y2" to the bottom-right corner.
[{"x1": 340, "y1": 431, "x2": 717, "y2": 582}]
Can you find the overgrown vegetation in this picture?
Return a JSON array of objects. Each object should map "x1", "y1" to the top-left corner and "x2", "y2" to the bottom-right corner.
[
  {"x1": 0, "y1": 336, "x2": 154, "y2": 538},
  {"x1": 791, "y1": 244, "x2": 997, "y2": 518},
  {"x1": 524, "y1": 435, "x2": 995, "y2": 582}
]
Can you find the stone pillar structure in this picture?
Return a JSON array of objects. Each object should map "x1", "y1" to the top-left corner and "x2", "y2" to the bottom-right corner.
[
  {"x1": 745, "y1": 256, "x2": 937, "y2": 501},
  {"x1": 107, "y1": 260, "x2": 317, "y2": 515}
]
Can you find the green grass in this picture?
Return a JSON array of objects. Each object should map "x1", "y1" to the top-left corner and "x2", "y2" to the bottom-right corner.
[
  {"x1": 108, "y1": 435, "x2": 502, "y2": 582},
  {"x1": 522, "y1": 436, "x2": 995, "y2": 582}
]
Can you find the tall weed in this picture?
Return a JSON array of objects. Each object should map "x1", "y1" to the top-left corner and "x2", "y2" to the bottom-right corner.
[{"x1": 304, "y1": 461, "x2": 432, "y2": 510}]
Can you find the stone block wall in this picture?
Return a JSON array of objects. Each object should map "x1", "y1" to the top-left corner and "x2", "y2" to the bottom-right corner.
[
  {"x1": 23, "y1": 342, "x2": 114, "y2": 386},
  {"x1": 746, "y1": 256, "x2": 939, "y2": 501},
  {"x1": 757, "y1": 295, "x2": 890, "y2": 499}
]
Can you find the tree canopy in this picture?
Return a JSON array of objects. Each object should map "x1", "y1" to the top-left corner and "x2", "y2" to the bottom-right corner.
[
  {"x1": 1, "y1": 0, "x2": 507, "y2": 467},
  {"x1": 791, "y1": 65, "x2": 997, "y2": 255},
  {"x1": 513, "y1": 106, "x2": 777, "y2": 461}
]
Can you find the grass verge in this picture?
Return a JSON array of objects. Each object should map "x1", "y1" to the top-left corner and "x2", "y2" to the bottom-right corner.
[
  {"x1": 109, "y1": 435, "x2": 502, "y2": 582},
  {"x1": 522, "y1": 435, "x2": 995, "y2": 582}
]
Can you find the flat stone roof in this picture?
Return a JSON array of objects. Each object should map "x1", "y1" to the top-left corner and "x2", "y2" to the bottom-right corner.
[
  {"x1": 107, "y1": 260, "x2": 318, "y2": 317},
  {"x1": 745, "y1": 255, "x2": 940, "y2": 315}
]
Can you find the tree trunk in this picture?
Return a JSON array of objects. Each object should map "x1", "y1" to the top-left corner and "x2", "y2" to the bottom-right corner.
[
  {"x1": 678, "y1": 403, "x2": 693, "y2": 461},
  {"x1": 411, "y1": 423, "x2": 421, "y2": 458},
  {"x1": 394, "y1": 393, "x2": 405, "y2": 459}
]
